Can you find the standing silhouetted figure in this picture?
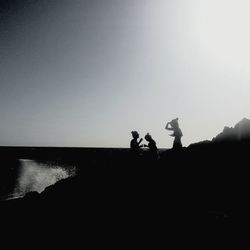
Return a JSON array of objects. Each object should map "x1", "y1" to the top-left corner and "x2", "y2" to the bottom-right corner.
[
  {"x1": 165, "y1": 118, "x2": 183, "y2": 149},
  {"x1": 144, "y1": 133, "x2": 158, "y2": 160},
  {"x1": 130, "y1": 131, "x2": 143, "y2": 157}
]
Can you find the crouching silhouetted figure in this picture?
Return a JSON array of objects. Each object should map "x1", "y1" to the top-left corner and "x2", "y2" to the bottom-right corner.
[
  {"x1": 144, "y1": 133, "x2": 158, "y2": 161},
  {"x1": 130, "y1": 131, "x2": 143, "y2": 158},
  {"x1": 165, "y1": 118, "x2": 183, "y2": 149}
]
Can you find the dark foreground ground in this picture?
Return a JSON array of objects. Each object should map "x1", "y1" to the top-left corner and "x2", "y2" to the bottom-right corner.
[{"x1": 0, "y1": 143, "x2": 249, "y2": 244}]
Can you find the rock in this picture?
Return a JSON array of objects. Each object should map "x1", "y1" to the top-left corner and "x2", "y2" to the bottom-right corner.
[
  {"x1": 212, "y1": 118, "x2": 250, "y2": 142},
  {"x1": 23, "y1": 191, "x2": 40, "y2": 200}
]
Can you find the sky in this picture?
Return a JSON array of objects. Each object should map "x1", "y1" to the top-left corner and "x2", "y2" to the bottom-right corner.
[{"x1": 0, "y1": 0, "x2": 250, "y2": 148}]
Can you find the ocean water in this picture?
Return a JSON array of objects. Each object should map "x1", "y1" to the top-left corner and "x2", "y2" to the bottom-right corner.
[
  {"x1": 1, "y1": 158, "x2": 76, "y2": 200},
  {"x1": 0, "y1": 146, "x2": 143, "y2": 201}
]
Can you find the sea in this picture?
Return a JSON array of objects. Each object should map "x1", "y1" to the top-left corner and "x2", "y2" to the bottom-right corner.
[
  {"x1": 0, "y1": 157, "x2": 77, "y2": 201},
  {"x1": 0, "y1": 146, "x2": 138, "y2": 201}
]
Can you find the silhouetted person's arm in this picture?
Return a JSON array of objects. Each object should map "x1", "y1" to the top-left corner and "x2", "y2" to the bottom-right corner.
[
  {"x1": 165, "y1": 122, "x2": 173, "y2": 130},
  {"x1": 138, "y1": 138, "x2": 143, "y2": 147}
]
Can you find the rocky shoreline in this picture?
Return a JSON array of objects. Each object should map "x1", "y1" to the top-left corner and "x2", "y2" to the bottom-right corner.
[{"x1": 2, "y1": 118, "x2": 250, "y2": 240}]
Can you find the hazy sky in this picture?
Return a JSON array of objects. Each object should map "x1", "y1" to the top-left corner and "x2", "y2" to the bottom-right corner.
[{"x1": 0, "y1": 0, "x2": 250, "y2": 148}]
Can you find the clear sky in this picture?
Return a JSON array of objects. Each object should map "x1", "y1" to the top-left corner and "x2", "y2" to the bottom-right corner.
[{"x1": 0, "y1": 0, "x2": 249, "y2": 148}]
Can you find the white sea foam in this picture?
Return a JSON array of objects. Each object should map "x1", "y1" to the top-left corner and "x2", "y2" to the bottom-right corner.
[{"x1": 10, "y1": 159, "x2": 76, "y2": 199}]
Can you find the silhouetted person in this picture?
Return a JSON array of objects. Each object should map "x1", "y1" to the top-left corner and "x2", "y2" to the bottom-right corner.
[
  {"x1": 165, "y1": 118, "x2": 183, "y2": 149},
  {"x1": 130, "y1": 131, "x2": 143, "y2": 157},
  {"x1": 144, "y1": 133, "x2": 158, "y2": 160}
]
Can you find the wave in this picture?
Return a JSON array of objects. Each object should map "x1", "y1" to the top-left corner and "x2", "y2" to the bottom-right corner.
[{"x1": 8, "y1": 159, "x2": 76, "y2": 199}]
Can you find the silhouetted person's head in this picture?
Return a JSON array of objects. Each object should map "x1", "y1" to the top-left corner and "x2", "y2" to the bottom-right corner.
[
  {"x1": 170, "y1": 118, "x2": 179, "y2": 129},
  {"x1": 145, "y1": 133, "x2": 152, "y2": 142},
  {"x1": 131, "y1": 131, "x2": 139, "y2": 139}
]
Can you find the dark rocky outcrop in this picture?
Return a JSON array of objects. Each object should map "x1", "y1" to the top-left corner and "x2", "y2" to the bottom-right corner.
[
  {"x1": 1, "y1": 118, "x2": 250, "y2": 240},
  {"x1": 213, "y1": 118, "x2": 250, "y2": 142}
]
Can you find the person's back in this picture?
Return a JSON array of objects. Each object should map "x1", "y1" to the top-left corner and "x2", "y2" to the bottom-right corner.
[
  {"x1": 144, "y1": 133, "x2": 158, "y2": 161},
  {"x1": 148, "y1": 139, "x2": 157, "y2": 153}
]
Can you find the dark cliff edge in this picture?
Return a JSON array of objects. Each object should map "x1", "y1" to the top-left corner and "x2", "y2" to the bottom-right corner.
[{"x1": 1, "y1": 119, "x2": 250, "y2": 240}]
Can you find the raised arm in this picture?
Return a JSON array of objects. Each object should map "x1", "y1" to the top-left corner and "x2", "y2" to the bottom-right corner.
[
  {"x1": 138, "y1": 138, "x2": 143, "y2": 147},
  {"x1": 165, "y1": 122, "x2": 173, "y2": 130}
]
